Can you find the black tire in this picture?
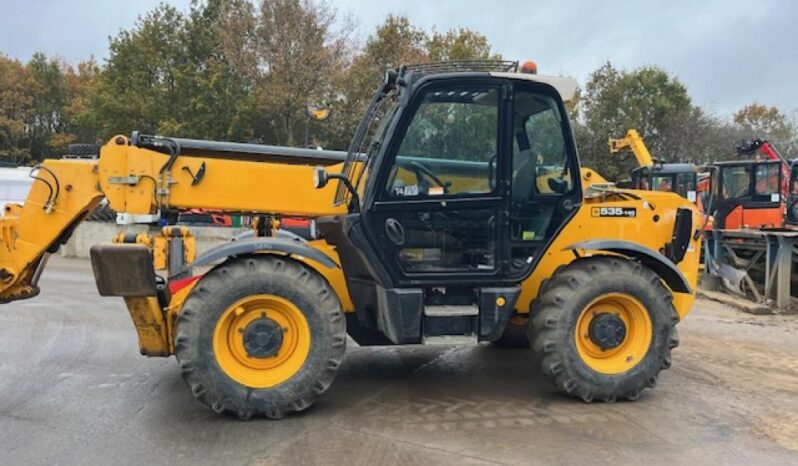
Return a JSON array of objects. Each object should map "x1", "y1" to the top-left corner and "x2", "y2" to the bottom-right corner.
[
  {"x1": 529, "y1": 256, "x2": 679, "y2": 402},
  {"x1": 66, "y1": 143, "x2": 100, "y2": 157},
  {"x1": 493, "y1": 317, "x2": 529, "y2": 348},
  {"x1": 175, "y1": 255, "x2": 346, "y2": 419}
]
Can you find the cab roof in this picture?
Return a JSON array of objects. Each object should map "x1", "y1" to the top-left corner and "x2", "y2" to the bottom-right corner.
[
  {"x1": 490, "y1": 72, "x2": 578, "y2": 103},
  {"x1": 397, "y1": 61, "x2": 578, "y2": 103}
]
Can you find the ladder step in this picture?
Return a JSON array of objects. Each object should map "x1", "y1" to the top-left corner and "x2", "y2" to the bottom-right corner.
[
  {"x1": 424, "y1": 304, "x2": 479, "y2": 317},
  {"x1": 422, "y1": 335, "x2": 479, "y2": 346}
]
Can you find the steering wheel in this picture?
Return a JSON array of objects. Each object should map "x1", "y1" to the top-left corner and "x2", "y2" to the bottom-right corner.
[{"x1": 409, "y1": 161, "x2": 450, "y2": 194}]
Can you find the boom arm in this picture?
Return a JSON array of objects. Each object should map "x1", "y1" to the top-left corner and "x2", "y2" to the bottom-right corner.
[
  {"x1": 0, "y1": 134, "x2": 346, "y2": 303},
  {"x1": 608, "y1": 129, "x2": 655, "y2": 168}
]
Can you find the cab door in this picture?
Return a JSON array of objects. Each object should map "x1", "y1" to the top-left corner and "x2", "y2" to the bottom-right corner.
[
  {"x1": 362, "y1": 80, "x2": 509, "y2": 286},
  {"x1": 743, "y1": 161, "x2": 783, "y2": 228},
  {"x1": 506, "y1": 83, "x2": 581, "y2": 280},
  {"x1": 360, "y1": 78, "x2": 581, "y2": 287}
]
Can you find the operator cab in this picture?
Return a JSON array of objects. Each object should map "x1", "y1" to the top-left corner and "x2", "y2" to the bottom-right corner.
[
  {"x1": 315, "y1": 61, "x2": 582, "y2": 345},
  {"x1": 712, "y1": 160, "x2": 783, "y2": 229}
]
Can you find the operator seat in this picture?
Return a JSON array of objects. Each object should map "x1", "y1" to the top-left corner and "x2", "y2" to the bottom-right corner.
[{"x1": 512, "y1": 149, "x2": 537, "y2": 204}]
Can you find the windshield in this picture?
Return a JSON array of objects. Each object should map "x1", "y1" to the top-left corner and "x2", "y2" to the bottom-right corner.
[
  {"x1": 335, "y1": 88, "x2": 400, "y2": 205},
  {"x1": 651, "y1": 173, "x2": 696, "y2": 199}
]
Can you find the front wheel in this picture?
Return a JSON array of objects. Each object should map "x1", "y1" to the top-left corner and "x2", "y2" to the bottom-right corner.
[
  {"x1": 529, "y1": 257, "x2": 679, "y2": 402},
  {"x1": 175, "y1": 256, "x2": 346, "y2": 419}
]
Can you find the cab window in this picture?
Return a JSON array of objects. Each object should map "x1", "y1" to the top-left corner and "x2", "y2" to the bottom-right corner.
[
  {"x1": 754, "y1": 163, "x2": 780, "y2": 196},
  {"x1": 652, "y1": 175, "x2": 673, "y2": 193},
  {"x1": 721, "y1": 166, "x2": 749, "y2": 199},
  {"x1": 676, "y1": 173, "x2": 697, "y2": 202},
  {"x1": 385, "y1": 87, "x2": 498, "y2": 198},
  {"x1": 512, "y1": 93, "x2": 572, "y2": 201},
  {"x1": 510, "y1": 90, "x2": 572, "y2": 242}
]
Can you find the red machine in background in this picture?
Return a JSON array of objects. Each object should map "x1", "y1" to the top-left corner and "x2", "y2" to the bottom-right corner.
[{"x1": 711, "y1": 139, "x2": 797, "y2": 230}]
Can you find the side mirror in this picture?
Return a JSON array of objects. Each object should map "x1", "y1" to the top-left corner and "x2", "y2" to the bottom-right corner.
[
  {"x1": 312, "y1": 166, "x2": 361, "y2": 212},
  {"x1": 313, "y1": 166, "x2": 329, "y2": 189}
]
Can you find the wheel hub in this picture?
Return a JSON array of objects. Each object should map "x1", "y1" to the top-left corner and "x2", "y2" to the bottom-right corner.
[
  {"x1": 242, "y1": 317, "x2": 284, "y2": 358},
  {"x1": 588, "y1": 313, "x2": 626, "y2": 350}
]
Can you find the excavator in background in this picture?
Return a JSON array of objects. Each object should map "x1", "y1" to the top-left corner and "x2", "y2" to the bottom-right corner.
[{"x1": 0, "y1": 61, "x2": 701, "y2": 419}]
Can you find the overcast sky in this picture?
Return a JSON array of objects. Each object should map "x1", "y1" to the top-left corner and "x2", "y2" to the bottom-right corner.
[{"x1": 1, "y1": 0, "x2": 795, "y2": 117}]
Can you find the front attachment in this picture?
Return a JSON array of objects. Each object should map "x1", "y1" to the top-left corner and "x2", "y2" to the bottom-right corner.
[
  {"x1": 91, "y1": 244, "x2": 157, "y2": 297},
  {"x1": 90, "y1": 244, "x2": 170, "y2": 356}
]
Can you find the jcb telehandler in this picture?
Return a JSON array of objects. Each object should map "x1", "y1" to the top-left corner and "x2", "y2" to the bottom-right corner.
[{"x1": 0, "y1": 61, "x2": 701, "y2": 418}]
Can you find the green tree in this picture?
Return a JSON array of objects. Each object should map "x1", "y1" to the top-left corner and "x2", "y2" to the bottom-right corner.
[
  {"x1": 26, "y1": 53, "x2": 71, "y2": 158},
  {"x1": 426, "y1": 28, "x2": 496, "y2": 61},
  {"x1": 63, "y1": 60, "x2": 103, "y2": 146},
  {"x1": 0, "y1": 55, "x2": 34, "y2": 164},
  {"x1": 91, "y1": 5, "x2": 189, "y2": 137},
  {"x1": 327, "y1": 15, "x2": 428, "y2": 149},
  {"x1": 576, "y1": 62, "x2": 694, "y2": 180},
  {"x1": 734, "y1": 103, "x2": 792, "y2": 140},
  {"x1": 331, "y1": 17, "x2": 500, "y2": 150},
  {"x1": 91, "y1": 1, "x2": 255, "y2": 141},
  {"x1": 733, "y1": 103, "x2": 796, "y2": 155},
  {"x1": 247, "y1": 0, "x2": 354, "y2": 147}
]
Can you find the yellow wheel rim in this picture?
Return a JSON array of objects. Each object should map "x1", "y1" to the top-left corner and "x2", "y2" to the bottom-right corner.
[
  {"x1": 213, "y1": 294, "x2": 311, "y2": 388},
  {"x1": 574, "y1": 293, "x2": 652, "y2": 375}
]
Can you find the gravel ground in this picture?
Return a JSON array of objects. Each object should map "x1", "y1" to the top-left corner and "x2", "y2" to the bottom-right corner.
[{"x1": 1, "y1": 257, "x2": 797, "y2": 465}]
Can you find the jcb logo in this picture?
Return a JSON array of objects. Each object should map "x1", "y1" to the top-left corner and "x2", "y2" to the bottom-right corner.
[{"x1": 592, "y1": 207, "x2": 637, "y2": 218}]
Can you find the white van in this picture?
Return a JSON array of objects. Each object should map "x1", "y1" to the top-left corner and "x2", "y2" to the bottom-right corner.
[{"x1": 0, "y1": 167, "x2": 34, "y2": 212}]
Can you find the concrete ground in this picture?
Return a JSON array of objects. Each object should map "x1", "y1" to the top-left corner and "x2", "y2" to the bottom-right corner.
[{"x1": 2, "y1": 257, "x2": 798, "y2": 465}]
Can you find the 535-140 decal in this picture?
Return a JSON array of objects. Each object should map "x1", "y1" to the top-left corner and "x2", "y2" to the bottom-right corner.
[{"x1": 591, "y1": 207, "x2": 637, "y2": 218}]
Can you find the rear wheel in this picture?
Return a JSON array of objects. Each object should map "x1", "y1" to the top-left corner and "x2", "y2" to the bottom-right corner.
[
  {"x1": 529, "y1": 257, "x2": 679, "y2": 402},
  {"x1": 175, "y1": 256, "x2": 346, "y2": 419}
]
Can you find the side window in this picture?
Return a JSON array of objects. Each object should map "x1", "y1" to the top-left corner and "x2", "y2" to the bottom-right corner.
[
  {"x1": 510, "y1": 90, "x2": 572, "y2": 242},
  {"x1": 512, "y1": 93, "x2": 572, "y2": 203},
  {"x1": 652, "y1": 175, "x2": 673, "y2": 193},
  {"x1": 721, "y1": 166, "x2": 749, "y2": 199},
  {"x1": 676, "y1": 173, "x2": 697, "y2": 202},
  {"x1": 639, "y1": 174, "x2": 651, "y2": 190},
  {"x1": 754, "y1": 163, "x2": 780, "y2": 197},
  {"x1": 385, "y1": 87, "x2": 498, "y2": 198}
]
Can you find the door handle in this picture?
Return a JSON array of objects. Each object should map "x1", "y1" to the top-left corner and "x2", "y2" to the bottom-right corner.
[{"x1": 384, "y1": 218, "x2": 406, "y2": 246}]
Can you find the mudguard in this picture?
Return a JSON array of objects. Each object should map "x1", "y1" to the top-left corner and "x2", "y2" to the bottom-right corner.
[
  {"x1": 171, "y1": 236, "x2": 338, "y2": 280},
  {"x1": 565, "y1": 239, "x2": 692, "y2": 294}
]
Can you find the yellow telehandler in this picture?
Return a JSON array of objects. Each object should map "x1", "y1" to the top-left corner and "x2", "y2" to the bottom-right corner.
[{"x1": 0, "y1": 61, "x2": 700, "y2": 418}]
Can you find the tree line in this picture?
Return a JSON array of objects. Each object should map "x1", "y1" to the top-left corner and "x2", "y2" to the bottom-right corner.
[{"x1": 1, "y1": 0, "x2": 795, "y2": 180}]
